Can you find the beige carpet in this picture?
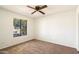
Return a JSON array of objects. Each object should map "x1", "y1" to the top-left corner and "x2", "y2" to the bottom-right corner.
[{"x1": 0, "y1": 39, "x2": 77, "y2": 54}]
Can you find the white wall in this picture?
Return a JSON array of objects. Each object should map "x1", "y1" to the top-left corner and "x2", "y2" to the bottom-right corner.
[
  {"x1": 35, "y1": 10, "x2": 76, "y2": 48},
  {"x1": 0, "y1": 8, "x2": 34, "y2": 49},
  {"x1": 76, "y1": 6, "x2": 79, "y2": 51}
]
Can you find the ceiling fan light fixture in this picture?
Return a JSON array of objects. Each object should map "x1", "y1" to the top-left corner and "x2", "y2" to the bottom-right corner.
[{"x1": 27, "y1": 5, "x2": 48, "y2": 15}]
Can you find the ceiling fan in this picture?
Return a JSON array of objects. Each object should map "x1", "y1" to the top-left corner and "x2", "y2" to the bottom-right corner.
[{"x1": 27, "y1": 5, "x2": 48, "y2": 15}]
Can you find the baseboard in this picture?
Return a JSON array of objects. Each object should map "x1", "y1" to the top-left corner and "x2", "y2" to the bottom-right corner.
[
  {"x1": 36, "y1": 38, "x2": 77, "y2": 49},
  {"x1": 0, "y1": 39, "x2": 34, "y2": 50}
]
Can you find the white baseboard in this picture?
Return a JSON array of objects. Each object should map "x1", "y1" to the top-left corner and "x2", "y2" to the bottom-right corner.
[{"x1": 37, "y1": 38, "x2": 75, "y2": 48}]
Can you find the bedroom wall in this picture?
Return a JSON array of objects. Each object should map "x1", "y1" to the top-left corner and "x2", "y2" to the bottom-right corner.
[
  {"x1": 0, "y1": 8, "x2": 34, "y2": 49},
  {"x1": 76, "y1": 6, "x2": 79, "y2": 51},
  {"x1": 35, "y1": 10, "x2": 76, "y2": 48}
]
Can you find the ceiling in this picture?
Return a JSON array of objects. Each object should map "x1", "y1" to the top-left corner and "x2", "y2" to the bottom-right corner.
[{"x1": 0, "y1": 5, "x2": 77, "y2": 19}]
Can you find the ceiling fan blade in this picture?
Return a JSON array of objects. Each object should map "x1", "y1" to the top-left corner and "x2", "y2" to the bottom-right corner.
[
  {"x1": 40, "y1": 5, "x2": 47, "y2": 10},
  {"x1": 27, "y1": 6, "x2": 35, "y2": 9},
  {"x1": 31, "y1": 11, "x2": 37, "y2": 14},
  {"x1": 39, "y1": 11, "x2": 45, "y2": 15}
]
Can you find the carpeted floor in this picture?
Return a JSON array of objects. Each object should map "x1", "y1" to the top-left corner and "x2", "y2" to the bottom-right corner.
[{"x1": 0, "y1": 39, "x2": 77, "y2": 54}]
